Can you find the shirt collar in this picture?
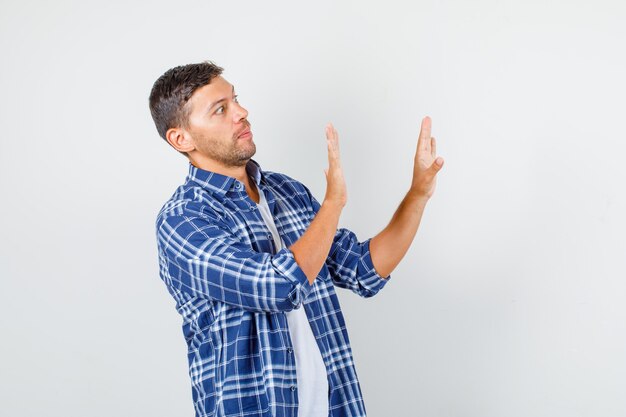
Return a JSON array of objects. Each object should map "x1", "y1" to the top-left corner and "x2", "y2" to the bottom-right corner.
[{"x1": 186, "y1": 158, "x2": 264, "y2": 198}]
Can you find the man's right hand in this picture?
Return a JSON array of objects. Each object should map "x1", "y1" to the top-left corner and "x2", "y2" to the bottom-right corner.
[{"x1": 323, "y1": 123, "x2": 347, "y2": 209}]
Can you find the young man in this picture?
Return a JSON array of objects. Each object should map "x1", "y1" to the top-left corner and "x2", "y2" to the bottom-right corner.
[{"x1": 150, "y1": 61, "x2": 443, "y2": 417}]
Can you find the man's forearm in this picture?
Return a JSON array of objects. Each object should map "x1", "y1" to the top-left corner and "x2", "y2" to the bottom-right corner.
[
  {"x1": 289, "y1": 201, "x2": 342, "y2": 285},
  {"x1": 369, "y1": 191, "x2": 430, "y2": 278}
]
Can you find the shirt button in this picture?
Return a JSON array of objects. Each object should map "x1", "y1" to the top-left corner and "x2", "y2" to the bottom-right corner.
[
  {"x1": 290, "y1": 386, "x2": 296, "y2": 392},
  {"x1": 235, "y1": 182, "x2": 241, "y2": 189},
  {"x1": 287, "y1": 347, "x2": 293, "y2": 354}
]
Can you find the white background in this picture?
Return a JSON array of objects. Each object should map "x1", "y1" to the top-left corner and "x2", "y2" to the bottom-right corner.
[{"x1": 1, "y1": 1, "x2": 625, "y2": 416}]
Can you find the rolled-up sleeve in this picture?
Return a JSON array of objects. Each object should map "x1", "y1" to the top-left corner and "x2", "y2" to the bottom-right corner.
[
  {"x1": 301, "y1": 183, "x2": 391, "y2": 298},
  {"x1": 326, "y1": 228, "x2": 391, "y2": 297},
  {"x1": 156, "y1": 214, "x2": 313, "y2": 312}
]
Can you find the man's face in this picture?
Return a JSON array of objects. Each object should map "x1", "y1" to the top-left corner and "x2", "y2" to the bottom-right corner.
[{"x1": 184, "y1": 75, "x2": 255, "y2": 167}]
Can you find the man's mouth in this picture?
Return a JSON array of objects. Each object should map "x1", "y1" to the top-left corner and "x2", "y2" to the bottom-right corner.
[{"x1": 237, "y1": 127, "x2": 252, "y2": 139}]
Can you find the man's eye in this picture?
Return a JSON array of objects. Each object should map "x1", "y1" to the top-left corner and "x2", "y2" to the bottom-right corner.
[
  {"x1": 216, "y1": 106, "x2": 225, "y2": 115},
  {"x1": 233, "y1": 95, "x2": 239, "y2": 103}
]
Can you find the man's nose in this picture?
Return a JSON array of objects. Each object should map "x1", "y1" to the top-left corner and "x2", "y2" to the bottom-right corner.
[{"x1": 232, "y1": 103, "x2": 248, "y2": 122}]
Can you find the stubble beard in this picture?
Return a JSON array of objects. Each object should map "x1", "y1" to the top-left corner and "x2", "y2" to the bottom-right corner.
[{"x1": 195, "y1": 133, "x2": 256, "y2": 168}]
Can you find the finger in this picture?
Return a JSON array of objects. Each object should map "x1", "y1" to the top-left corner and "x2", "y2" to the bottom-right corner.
[
  {"x1": 429, "y1": 157, "x2": 444, "y2": 175},
  {"x1": 326, "y1": 124, "x2": 335, "y2": 152},
  {"x1": 329, "y1": 123, "x2": 338, "y2": 144},
  {"x1": 326, "y1": 124, "x2": 339, "y2": 166},
  {"x1": 331, "y1": 125, "x2": 341, "y2": 159},
  {"x1": 418, "y1": 116, "x2": 432, "y2": 152},
  {"x1": 326, "y1": 123, "x2": 341, "y2": 165},
  {"x1": 431, "y1": 136, "x2": 436, "y2": 158},
  {"x1": 325, "y1": 124, "x2": 333, "y2": 140},
  {"x1": 326, "y1": 123, "x2": 337, "y2": 146}
]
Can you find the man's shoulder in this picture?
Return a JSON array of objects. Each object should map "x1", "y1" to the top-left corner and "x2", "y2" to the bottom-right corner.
[{"x1": 155, "y1": 183, "x2": 223, "y2": 228}]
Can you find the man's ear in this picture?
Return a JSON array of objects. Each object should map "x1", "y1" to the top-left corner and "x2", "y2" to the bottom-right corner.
[{"x1": 166, "y1": 127, "x2": 195, "y2": 154}]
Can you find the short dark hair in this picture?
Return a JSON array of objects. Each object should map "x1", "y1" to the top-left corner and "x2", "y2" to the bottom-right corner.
[{"x1": 148, "y1": 61, "x2": 224, "y2": 156}]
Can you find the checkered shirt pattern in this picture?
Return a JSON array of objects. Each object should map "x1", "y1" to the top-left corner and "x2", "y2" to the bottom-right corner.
[{"x1": 155, "y1": 158, "x2": 391, "y2": 417}]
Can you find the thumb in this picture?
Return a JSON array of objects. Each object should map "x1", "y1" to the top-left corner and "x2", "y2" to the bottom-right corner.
[{"x1": 429, "y1": 157, "x2": 444, "y2": 175}]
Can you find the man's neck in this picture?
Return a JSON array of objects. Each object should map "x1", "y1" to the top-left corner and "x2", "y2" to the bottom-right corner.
[{"x1": 189, "y1": 156, "x2": 249, "y2": 183}]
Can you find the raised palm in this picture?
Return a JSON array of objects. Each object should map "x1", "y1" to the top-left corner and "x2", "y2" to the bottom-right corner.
[{"x1": 411, "y1": 116, "x2": 444, "y2": 199}]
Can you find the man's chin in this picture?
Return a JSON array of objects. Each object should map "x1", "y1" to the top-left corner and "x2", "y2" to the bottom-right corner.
[
  {"x1": 242, "y1": 143, "x2": 256, "y2": 158},
  {"x1": 234, "y1": 148, "x2": 256, "y2": 166}
]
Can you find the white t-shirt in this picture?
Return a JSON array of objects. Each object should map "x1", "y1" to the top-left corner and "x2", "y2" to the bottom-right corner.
[{"x1": 255, "y1": 183, "x2": 329, "y2": 417}]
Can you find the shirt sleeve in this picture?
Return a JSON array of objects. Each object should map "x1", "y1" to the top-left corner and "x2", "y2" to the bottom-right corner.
[
  {"x1": 156, "y1": 213, "x2": 314, "y2": 312},
  {"x1": 302, "y1": 184, "x2": 391, "y2": 298}
]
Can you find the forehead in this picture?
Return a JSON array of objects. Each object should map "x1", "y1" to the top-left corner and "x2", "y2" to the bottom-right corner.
[{"x1": 188, "y1": 75, "x2": 233, "y2": 108}]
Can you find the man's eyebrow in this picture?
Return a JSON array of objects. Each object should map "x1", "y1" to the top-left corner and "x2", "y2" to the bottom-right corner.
[{"x1": 207, "y1": 85, "x2": 236, "y2": 112}]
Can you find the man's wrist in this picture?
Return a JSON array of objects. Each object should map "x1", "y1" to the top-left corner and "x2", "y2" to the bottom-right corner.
[
  {"x1": 406, "y1": 189, "x2": 430, "y2": 210},
  {"x1": 321, "y1": 199, "x2": 345, "y2": 214}
]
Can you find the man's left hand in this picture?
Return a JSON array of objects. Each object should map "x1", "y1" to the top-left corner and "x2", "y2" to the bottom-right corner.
[{"x1": 410, "y1": 116, "x2": 444, "y2": 200}]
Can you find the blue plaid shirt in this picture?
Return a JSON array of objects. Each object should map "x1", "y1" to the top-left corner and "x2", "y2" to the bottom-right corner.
[{"x1": 155, "y1": 158, "x2": 391, "y2": 417}]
